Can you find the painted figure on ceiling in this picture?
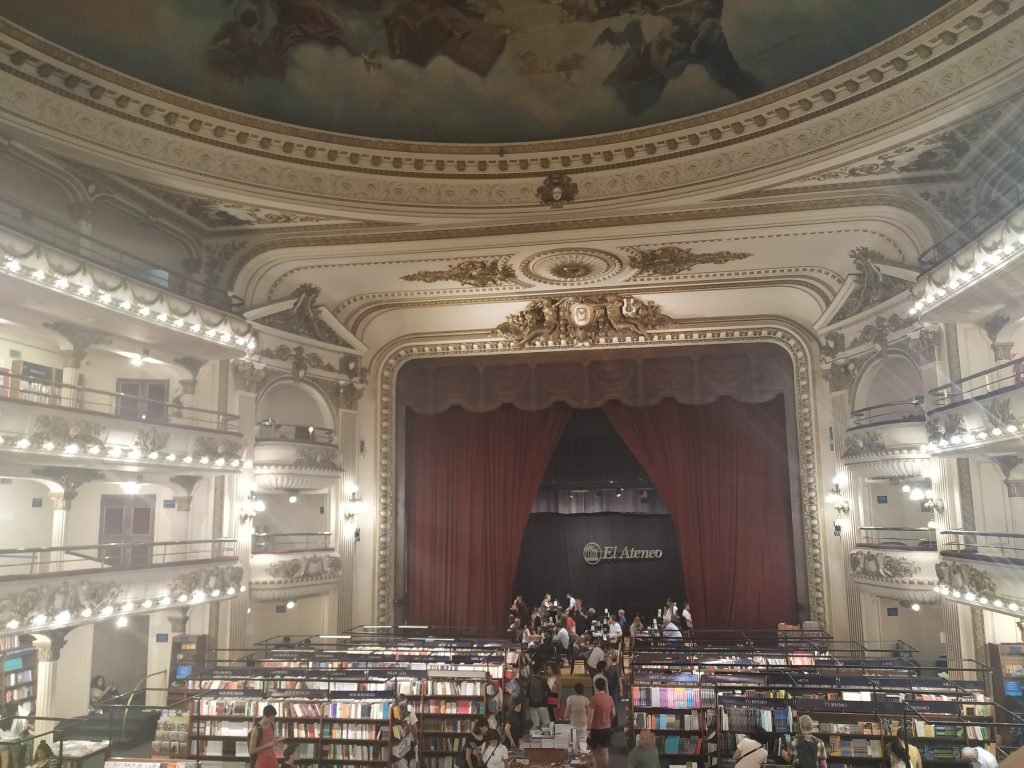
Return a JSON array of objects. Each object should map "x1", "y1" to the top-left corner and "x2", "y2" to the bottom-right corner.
[{"x1": 596, "y1": 0, "x2": 762, "y2": 113}]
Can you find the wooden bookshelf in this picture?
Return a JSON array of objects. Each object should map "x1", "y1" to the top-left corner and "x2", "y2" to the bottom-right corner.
[{"x1": 0, "y1": 634, "x2": 36, "y2": 714}]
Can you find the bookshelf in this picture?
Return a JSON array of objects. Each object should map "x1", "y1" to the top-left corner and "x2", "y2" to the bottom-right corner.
[
  {"x1": 187, "y1": 670, "x2": 395, "y2": 767},
  {"x1": 0, "y1": 634, "x2": 36, "y2": 714}
]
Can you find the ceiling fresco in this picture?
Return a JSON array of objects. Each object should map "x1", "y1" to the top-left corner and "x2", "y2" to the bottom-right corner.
[{"x1": 1, "y1": 0, "x2": 949, "y2": 144}]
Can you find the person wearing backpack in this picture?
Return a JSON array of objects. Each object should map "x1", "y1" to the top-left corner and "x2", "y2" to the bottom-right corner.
[
  {"x1": 733, "y1": 727, "x2": 769, "y2": 768},
  {"x1": 782, "y1": 715, "x2": 827, "y2": 768},
  {"x1": 527, "y1": 672, "x2": 551, "y2": 727},
  {"x1": 248, "y1": 705, "x2": 281, "y2": 768}
]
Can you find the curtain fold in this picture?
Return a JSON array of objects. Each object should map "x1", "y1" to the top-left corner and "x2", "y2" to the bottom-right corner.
[
  {"x1": 406, "y1": 403, "x2": 571, "y2": 630},
  {"x1": 602, "y1": 396, "x2": 798, "y2": 630}
]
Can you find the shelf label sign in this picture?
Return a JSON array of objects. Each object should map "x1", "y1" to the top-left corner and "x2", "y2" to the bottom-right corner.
[{"x1": 583, "y1": 542, "x2": 663, "y2": 565}]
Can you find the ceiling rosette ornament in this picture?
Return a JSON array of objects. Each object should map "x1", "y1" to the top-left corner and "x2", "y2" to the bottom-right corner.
[{"x1": 519, "y1": 249, "x2": 623, "y2": 285}]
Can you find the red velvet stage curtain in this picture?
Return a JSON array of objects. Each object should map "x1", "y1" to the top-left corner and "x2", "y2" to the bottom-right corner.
[
  {"x1": 406, "y1": 404, "x2": 571, "y2": 630},
  {"x1": 603, "y1": 396, "x2": 797, "y2": 630}
]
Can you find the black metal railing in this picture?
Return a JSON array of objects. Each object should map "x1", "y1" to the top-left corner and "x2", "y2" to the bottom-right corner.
[
  {"x1": 256, "y1": 420, "x2": 335, "y2": 444},
  {"x1": 251, "y1": 531, "x2": 333, "y2": 554},
  {"x1": 919, "y1": 188, "x2": 1022, "y2": 269},
  {"x1": 0, "y1": 197, "x2": 231, "y2": 309},
  {"x1": 941, "y1": 529, "x2": 1024, "y2": 561},
  {"x1": 850, "y1": 399, "x2": 925, "y2": 428},
  {"x1": 0, "y1": 371, "x2": 239, "y2": 432},
  {"x1": 0, "y1": 538, "x2": 237, "y2": 577},
  {"x1": 929, "y1": 357, "x2": 1024, "y2": 409},
  {"x1": 858, "y1": 526, "x2": 937, "y2": 550}
]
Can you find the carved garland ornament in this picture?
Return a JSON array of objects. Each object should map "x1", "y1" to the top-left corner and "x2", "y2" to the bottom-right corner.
[
  {"x1": 374, "y1": 321, "x2": 826, "y2": 626},
  {"x1": 401, "y1": 259, "x2": 517, "y2": 288},
  {"x1": 0, "y1": 579, "x2": 124, "y2": 628},
  {"x1": 259, "y1": 554, "x2": 343, "y2": 583},
  {"x1": 935, "y1": 560, "x2": 998, "y2": 598},
  {"x1": 625, "y1": 245, "x2": 752, "y2": 277},
  {"x1": 495, "y1": 294, "x2": 670, "y2": 347},
  {"x1": 167, "y1": 565, "x2": 245, "y2": 604},
  {"x1": 849, "y1": 551, "x2": 921, "y2": 580}
]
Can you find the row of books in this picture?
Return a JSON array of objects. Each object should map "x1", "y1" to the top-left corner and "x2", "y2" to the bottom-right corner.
[
  {"x1": 720, "y1": 706, "x2": 793, "y2": 734},
  {"x1": 419, "y1": 717, "x2": 468, "y2": 733},
  {"x1": 662, "y1": 736, "x2": 705, "y2": 755},
  {"x1": 4, "y1": 670, "x2": 32, "y2": 687},
  {"x1": 420, "y1": 699, "x2": 483, "y2": 715},
  {"x1": 323, "y1": 724, "x2": 387, "y2": 740},
  {"x1": 826, "y1": 735, "x2": 883, "y2": 757},
  {"x1": 633, "y1": 686, "x2": 714, "y2": 709},
  {"x1": 398, "y1": 680, "x2": 486, "y2": 696},
  {"x1": 633, "y1": 711, "x2": 708, "y2": 731},
  {"x1": 321, "y1": 744, "x2": 388, "y2": 760},
  {"x1": 3, "y1": 684, "x2": 33, "y2": 704},
  {"x1": 818, "y1": 722, "x2": 881, "y2": 736}
]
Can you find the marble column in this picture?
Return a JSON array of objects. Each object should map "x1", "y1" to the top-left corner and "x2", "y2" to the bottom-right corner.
[{"x1": 32, "y1": 630, "x2": 69, "y2": 722}]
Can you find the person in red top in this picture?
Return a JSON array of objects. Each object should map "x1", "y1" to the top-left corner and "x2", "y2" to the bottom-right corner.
[{"x1": 588, "y1": 677, "x2": 616, "y2": 768}]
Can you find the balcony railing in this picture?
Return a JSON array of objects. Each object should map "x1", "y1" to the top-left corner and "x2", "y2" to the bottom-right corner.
[
  {"x1": 252, "y1": 532, "x2": 333, "y2": 554},
  {"x1": 858, "y1": 526, "x2": 937, "y2": 550},
  {"x1": 257, "y1": 421, "x2": 335, "y2": 444},
  {"x1": 1, "y1": 372, "x2": 239, "y2": 432},
  {"x1": 0, "y1": 196, "x2": 231, "y2": 309},
  {"x1": 940, "y1": 529, "x2": 1024, "y2": 562},
  {"x1": 850, "y1": 399, "x2": 925, "y2": 428},
  {"x1": 929, "y1": 357, "x2": 1024, "y2": 410},
  {"x1": 919, "y1": 188, "x2": 1021, "y2": 269},
  {"x1": 0, "y1": 538, "x2": 237, "y2": 578}
]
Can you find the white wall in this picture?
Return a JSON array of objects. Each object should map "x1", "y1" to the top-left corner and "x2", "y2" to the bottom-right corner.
[
  {"x1": 0, "y1": 479, "x2": 54, "y2": 555},
  {"x1": 256, "y1": 492, "x2": 329, "y2": 536},
  {"x1": 868, "y1": 596, "x2": 945, "y2": 663},
  {"x1": 247, "y1": 593, "x2": 333, "y2": 643},
  {"x1": 52, "y1": 623, "x2": 93, "y2": 720},
  {"x1": 91, "y1": 615, "x2": 151, "y2": 699}
]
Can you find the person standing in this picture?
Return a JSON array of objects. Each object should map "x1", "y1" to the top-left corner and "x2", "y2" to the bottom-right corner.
[
  {"x1": 896, "y1": 728, "x2": 922, "y2": 768},
  {"x1": 587, "y1": 678, "x2": 615, "y2": 768},
  {"x1": 592, "y1": 660, "x2": 608, "y2": 692},
  {"x1": 526, "y1": 671, "x2": 550, "y2": 728},
  {"x1": 566, "y1": 593, "x2": 576, "y2": 611},
  {"x1": 479, "y1": 729, "x2": 508, "y2": 768},
  {"x1": 564, "y1": 683, "x2": 589, "y2": 751},
  {"x1": 662, "y1": 619, "x2": 682, "y2": 639},
  {"x1": 782, "y1": 715, "x2": 827, "y2": 768},
  {"x1": 248, "y1": 705, "x2": 281, "y2": 768},
  {"x1": 887, "y1": 738, "x2": 912, "y2": 768},
  {"x1": 604, "y1": 653, "x2": 621, "y2": 705},
  {"x1": 628, "y1": 729, "x2": 660, "y2": 768},
  {"x1": 681, "y1": 601, "x2": 694, "y2": 631},
  {"x1": 462, "y1": 718, "x2": 488, "y2": 768},
  {"x1": 586, "y1": 644, "x2": 605, "y2": 676}
]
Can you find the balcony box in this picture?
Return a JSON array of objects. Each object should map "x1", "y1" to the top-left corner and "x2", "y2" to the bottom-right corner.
[
  {"x1": 850, "y1": 540, "x2": 938, "y2": 603},
  {"x1": 249, "y1": 552, "x2": 342, "y2": 602},
  {"x1": 843, "y1": 401, "x2": 928, "y2": 478}
]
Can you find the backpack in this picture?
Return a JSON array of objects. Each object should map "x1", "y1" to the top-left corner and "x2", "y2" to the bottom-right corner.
[
  {"x1": 527, "y1": 676, "x2": 547, "y2": 707},
  {"x1": 796, "y1": 737, "x2": 820, "y2": 768}
]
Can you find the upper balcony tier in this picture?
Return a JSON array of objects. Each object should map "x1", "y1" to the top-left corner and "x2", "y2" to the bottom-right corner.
[
  {"x1": 0, "y1": 538, "x2": 243, "y2": 637},
  {"x1": 924, "y1": 357, "x2": 1024, "y2": 457},
  {"x1": 253, "y1": 421, "x2": 342, "y2": 492},
  {"x1": 0, "y1": 372, "x2": 245, "y2": 473},
  {"x1": 843, "y1": 400, "x2": 928, "y2": 479},
  {"x1": 850, "y1": 527, "x2": 938, "y2": 604},
  {"x1": 911, "y1": 191, "x2": 1024, "y2": 323},
  {"x1": 935, "y1": 530, "x2": 1024, "y2": 620}
]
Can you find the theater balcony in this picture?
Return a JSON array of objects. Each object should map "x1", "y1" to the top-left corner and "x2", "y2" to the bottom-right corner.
[
  {"x1": 924, "y1": 359, "x2": 1024, "y2": 457},
  {"x1": 0, "y1": 373, "x2": 245, "y2": 474},
  {"x1": 935, "y1": 530, "x2": 1024, "y2": 620},
  {"x1": 249, "y1": 535, "x2": 340, "y2": 603},
  {"x1": 0, "y1": 538, "x2": 242, "y2": 636},
  {"x1": 842, "y1": 400, "x2": 929, "y2": 479},
  {"x1": 849, "y1": 526, "x2": 939, "y2": 604},
  {"x1": 910, "y1": 191, "x2": 1024, "y2": 323},
  {"x1": 253, "y1": 420, "x2": 342, "y2": 492}
]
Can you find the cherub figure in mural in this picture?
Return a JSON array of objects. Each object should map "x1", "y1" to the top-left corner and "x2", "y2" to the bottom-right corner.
[
  {"x1": 208, "y1": 0, "x2": 370, "y2": 80},
  {"x1": 383, "y1": 0, "x2": 509, "y2": 77},
  {"x1": 595, "y1": 0, "x2": 763, "y2": 114}
]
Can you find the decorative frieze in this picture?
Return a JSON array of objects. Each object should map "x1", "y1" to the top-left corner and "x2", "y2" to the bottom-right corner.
[{"x1": 495, "y1": 294, "x2": 670, "y2": 347}]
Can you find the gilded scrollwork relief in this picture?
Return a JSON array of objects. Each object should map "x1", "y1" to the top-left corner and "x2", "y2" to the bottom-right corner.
[{"x1": 495, "y1": 294, "x2": 670, "y2": 347}]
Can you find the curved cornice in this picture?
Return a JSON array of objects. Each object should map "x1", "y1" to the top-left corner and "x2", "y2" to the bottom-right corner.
[{"x1": 0, "y1": 1, "x2": 1020, "y2": 211}]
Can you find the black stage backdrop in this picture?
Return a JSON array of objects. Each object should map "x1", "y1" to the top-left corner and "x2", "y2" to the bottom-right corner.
[{"x1": 512, "y1": 511, "x2": 684, "y2": 620}]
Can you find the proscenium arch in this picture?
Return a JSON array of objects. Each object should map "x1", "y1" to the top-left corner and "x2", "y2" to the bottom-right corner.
[{"x1": 369, "y1": 318, "x2": 828, "y2": 629}]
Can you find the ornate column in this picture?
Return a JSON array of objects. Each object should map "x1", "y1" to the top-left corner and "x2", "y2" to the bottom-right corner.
[
  {"x1": 44, "y1": 492, "x2": 66, "y2": 574},
  {"x1": 171, "y1": 475, "x2": 201, "y2": 541},
  {"x1": 167, "y1": 609, "x2": 190, "y2": 636},
  {"x1": 32, "y1": 630, "x2": 70, "y2": 721},
  {"x1": 173, "y1": 357, "x2": 207, "y2": 425},
  {"x1": 32, "y1": 468, "x2": 103, "y2": 572},
  {"x1": 41, "y1": 321, "x2": 111, "y2": 408}
]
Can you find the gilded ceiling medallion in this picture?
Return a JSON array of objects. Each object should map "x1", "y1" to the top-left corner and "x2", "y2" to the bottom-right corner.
[
  {"x1": 400, "y1": 258, "x2": 516, "y2": 288},
  {"x1": 519, "y1": 249, "x2": 623, "y2": 286},
  {"x1": 625, "y1": 245, "x2": 753, "y2": 277}
]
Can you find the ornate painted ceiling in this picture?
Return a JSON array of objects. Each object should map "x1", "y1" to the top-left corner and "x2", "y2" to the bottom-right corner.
[{"x1": 1, "y1": 0, "x2": 948, "y2": 143}]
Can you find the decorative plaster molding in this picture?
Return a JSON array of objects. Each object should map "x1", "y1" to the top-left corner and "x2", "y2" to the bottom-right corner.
[
  {"x1": 0, "y1": 2, "x2": 1019, "y2": 208},
  {"x1": 372, "y1": 320, "x2": 827, "y2": 627}
]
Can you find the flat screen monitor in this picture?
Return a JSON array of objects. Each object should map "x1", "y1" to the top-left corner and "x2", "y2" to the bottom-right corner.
[{"x1": 175, "y1": 664, "x2": 193, "y2": 681}]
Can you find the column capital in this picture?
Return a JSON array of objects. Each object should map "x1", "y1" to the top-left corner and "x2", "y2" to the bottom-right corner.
[
  {"x1": 167, "y1": 608, "x2": 190, "y2": 635},
  {"x1": 993, "y1": 342, "x2": 1015, "y2": 362},
  {"x1": 42, "y1": 320, "x2": 111, "y2": 368},
  {"x1": 31, "y1": 629, "x2": 71, "y2": 661}
]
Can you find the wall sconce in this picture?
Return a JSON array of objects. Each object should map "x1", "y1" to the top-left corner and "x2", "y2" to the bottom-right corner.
[
  {"x1": 825, "y1": 482, "x2": 850, "y2": 515},
  {"x1": 921, "y1": 491, "x2": 944, "y2": 515}
]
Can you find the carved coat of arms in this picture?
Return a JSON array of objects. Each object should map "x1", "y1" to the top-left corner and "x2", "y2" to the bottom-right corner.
[{"x1": 495, "y1": 294, "x2": 669, "y2": 347}]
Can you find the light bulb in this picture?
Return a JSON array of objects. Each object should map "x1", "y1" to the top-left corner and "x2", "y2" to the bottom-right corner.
[
  {"x1": 227, "y1": 587, "x2": 236, "y2": 596},
  {"x1": 142, "y1": 599, "x2": 153, "y2": 609},
  {"x1": 177, "y1": 594, "x2": 188, "y2": 603},
  {"x1": 4, "y1": 620, "x2": 18, "y2": 630},
  {"x1": 80, "y1": 608, "x2": 93, "y2": 618},
  {"x1": 116, "y1": 616, "x2": 129, "y2": 628},
  {"x1": 1010, "y1": 603, "x2": 1020, "y2": 612},
  {"x1": 901, "y1": 485, "x2": 910, "y2": 493},
  {"x1": 159, "y1": 596, "x2": 171, "y2": 606},
  {"x1": 288, "y1": 494, "x2": 298, "y2": 504},
  {"x1": 99, "y1": 293, "x2": 112, "y2": 304},
  {"x1": 120, "y1": 299, "x2": 132, "y2": 310},
  {"x1": 16, "y1": 438, "x2": 30, "y2": 449},
  {"x1": 994, "y1": 599, "x2": 1004, "y2": 608},
  {"x1": 42, "y1": 441, "x2": 55, "y2": 451},
  {"x1": 100, "y1": 606, "x2": 114, "y2": 617},
  {"x1": 964, "y1": 592, "x2": 976, "y2": 602},
  {"x1": 122, "y1": 602, "x2": 135, "y2": 612},
  {"x1": 54, "y1": 610, "x2": 71, "y2": 625},
  {"x1": 911, "y1": 603, "x2": 920, "y2": 612},
  {"x1": 211, "y1": 589, "x2": 221, "y2": 598},
  {"x1": 285, "y1": 600, "x2": 296, "y2": 610}
]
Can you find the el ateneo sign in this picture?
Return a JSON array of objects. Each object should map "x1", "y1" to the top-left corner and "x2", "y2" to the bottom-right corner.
[{"x1": 583, "y1": 541, "x2": 663, "y2": 565}]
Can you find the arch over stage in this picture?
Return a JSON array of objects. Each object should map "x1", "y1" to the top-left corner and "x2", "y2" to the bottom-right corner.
[{"x1": 398, "y1": 344, "x2": 804, "y2": 631}]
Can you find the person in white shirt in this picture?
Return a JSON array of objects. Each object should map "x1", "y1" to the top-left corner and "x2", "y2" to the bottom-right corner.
[
  {"x1": 563, "y1": 683, "x2": 589, "y2": 749},
  {"x1": 734, "y1": 731, "x2": 769, "y2": 768},
  {"x1": 662, "y1": 620, "x2": 682, "y2": 639},
  {"x1": 607, "y1": 618, "x2": 623, "y2": 641},
  {"x1": 586, "y1": 644, "x2": 605, "y2": 675},
  {"x1": 480, "y1": 729, "x2": 508, "y2": 768},
  {"x1": 566, "y1": 593, "x2": 576, "y2": 611},
  {"x1": 681, "y1": 601, "x2": 694, "y2": 631},
  {"x1": 961, "y1": 747, "x2": 997, "y2": 768},
  {"x1": 555, "y1": 624, "x2": 570, "y2": 651}
]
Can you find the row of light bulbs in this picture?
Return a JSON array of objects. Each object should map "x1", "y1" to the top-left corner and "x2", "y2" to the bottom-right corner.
[
  {"x1": 1, "y1": 257, "x2": 255, "y2": 350},
  {"x1": 922, "y1": 423, "x2": 1019, "y2": 452},
  {"x1": 909, "y1": 235, "x2": 1024, "y2": 316},
  {"x1": 3, "y1": 586, "x2": 247, "y2": 632},
  {"x1": 934, "y1": 584, "x2": 1020, "y2": 613},
  {"x1": 0, "y1": 434, "x2": 252, "y2": 468}
]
